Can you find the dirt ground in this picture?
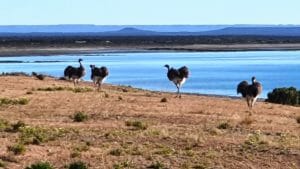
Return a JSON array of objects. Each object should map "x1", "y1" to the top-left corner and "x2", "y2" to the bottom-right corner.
[{"x1": 0, "y1": 75, "x2": 299, "y2": 169}]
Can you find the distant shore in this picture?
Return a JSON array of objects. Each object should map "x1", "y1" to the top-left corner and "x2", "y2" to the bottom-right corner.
[{"x1": 1, "y1": 43, "x2": 300, "y2": 56}]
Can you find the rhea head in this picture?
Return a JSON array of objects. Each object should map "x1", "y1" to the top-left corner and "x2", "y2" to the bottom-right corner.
[
  {"x1": 251, "y1": 76, "x2": 256, "y2": 83},
  {"x1": 78, "y1": 58, "x2": 83, "y2": 62}
]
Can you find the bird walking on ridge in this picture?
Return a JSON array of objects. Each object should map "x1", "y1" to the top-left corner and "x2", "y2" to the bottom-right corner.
[
  {"x1": 64, "y1": 58, "x2": 86, "y2": 86},
  {"x1": 237, "y1": 76, "x2": 262, "y2": 109},
  {"x1": 164, "y1": 64, "x2": 189, "y2": 98},
  {"x1": 90, "y1": 65, "x2": 109, "y2": 91}
]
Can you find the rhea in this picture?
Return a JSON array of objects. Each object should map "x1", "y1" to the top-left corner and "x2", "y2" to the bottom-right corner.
[
  {"x1": 164, "y1": 64, "x2": 189, "y2": 98},
  {"x1": 237, "y1": 76, "x2": 263, "y2": 109},
  {"x1": 64, "y1": 58, "x2": 86, "y2": 86},
  {"x1": 90, "y1": 65, "x2": 109, "y2": 90}
]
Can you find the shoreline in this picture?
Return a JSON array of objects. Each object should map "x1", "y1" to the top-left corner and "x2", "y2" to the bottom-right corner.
[{"x1": 1, "y1": 43, "x2": 300, "y2": 56}]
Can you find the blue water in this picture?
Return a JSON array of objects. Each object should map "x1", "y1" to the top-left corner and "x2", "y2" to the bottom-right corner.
[{"x1": 0, "y1": 51, "x2": 300, "y2": 98}]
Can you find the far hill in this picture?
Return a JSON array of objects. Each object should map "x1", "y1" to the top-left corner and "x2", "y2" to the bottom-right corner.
[{"x1": 1, "y1": 25, "x2": 300, "y2": 37}]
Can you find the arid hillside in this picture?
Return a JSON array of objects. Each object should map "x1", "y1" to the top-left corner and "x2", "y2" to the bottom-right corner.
[{"x1": 0, "y1": 75, "x2": 299, "y2": 169}]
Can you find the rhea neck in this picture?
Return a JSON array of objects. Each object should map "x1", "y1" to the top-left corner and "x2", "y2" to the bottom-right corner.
[
  {"x1": 164, "y1": 64, "x2": 170, "y2": 71},
  {"x1": 79, "y1": 60, "x2": 83, "y2": 68}
]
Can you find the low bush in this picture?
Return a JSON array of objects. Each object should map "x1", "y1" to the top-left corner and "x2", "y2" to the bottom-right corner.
[
  {"x1": 68, "y1": 161, "x2": 88, "y2": 169},
  {"x1": 73, "y1": 112, "x2": 88, "y2": 122},
  {"x1": 25, "y1": 161, "x2": 54, "y2": 169},
  {"x1": 266, "y1": 87, "x2": 299, "y2": 106}
]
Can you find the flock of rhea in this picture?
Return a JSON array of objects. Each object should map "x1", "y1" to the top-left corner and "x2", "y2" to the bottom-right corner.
[{"x1": 63, "y1": 59, "x2": 262, "y2": 109}]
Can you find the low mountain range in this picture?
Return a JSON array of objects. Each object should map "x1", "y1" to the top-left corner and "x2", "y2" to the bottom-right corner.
[{"x1": 0, "y1": 25, "x2": 300, "y2": 36}]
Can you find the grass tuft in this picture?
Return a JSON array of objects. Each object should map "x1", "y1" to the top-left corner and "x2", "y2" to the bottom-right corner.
[
  {"x1": 125, "y1": 120, "x2": 148, "y2": 130},
  {"x1": 109, "y1": 148, "x2": 122, "y2": 156},
  {"x1": 0, "y1": 97, "x2": 29, "y2": 106},
  {"x1": 147, "y1": 161, "x2": 166, "y2": 169}
]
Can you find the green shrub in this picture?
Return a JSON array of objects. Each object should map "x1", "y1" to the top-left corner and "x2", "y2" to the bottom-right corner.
[
  {"x1": 266, "y1": 87, "x2": 299, "y2": 105},
  {"x1": 73, "y1": 112, "x2": 88, "y2": 122},
  {"x1": 7, "y1": 143, "x2": 26, "y2": 155},
  {"x1": 125, "y1": 120, "x2": 148, "y2": 130},
  {"x1": 68, "y1": 161, "x2": 88, "y2": 169},
  {"x1": 25, "y1": 161, "x2": 54, "y2": 169}
]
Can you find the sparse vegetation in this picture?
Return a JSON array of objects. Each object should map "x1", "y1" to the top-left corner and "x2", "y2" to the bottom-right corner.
[
  {"x1": 0, "y1": 72, "x2": 29, "y2": 76},
  {"x1": 0, "y1": 97, "x2": 29, "y2": 106},
  {"x1": 125, "y1": 120, "x2": 148, "y2": 130},
  {"x1": 25, "y1": 161, "x2": 54, "y2": 169},
  {"x1": 266, "y1": 87, "x2": 299, "y2": 106},
  {"x1": 7, "y1": 143, "x2": 26, "y2": 155},
  {"x1": 0, "y1": 76, "x2": 299, "y2": 168},
  {"x1": 19, "y1": 126, "x2": 67, "y2": 145},
  {"x1": 36, "y1": 86, "x2": 93, "y2": 93},
  {"x1": 68, "y1": 161, "x2": 88, "y2": 169},
  {"x1": 73, "y1": 112, "x2": 88, "y2": 122}
]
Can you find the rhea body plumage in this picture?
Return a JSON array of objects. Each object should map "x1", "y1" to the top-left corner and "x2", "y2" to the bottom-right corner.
[
  {"x1": 90, "y1": 65, "x2": 109, "y2": 90},
  {"x1": 164, "y1": 64, "x2": 189, "y2": 98},
  {"x1": 64, "y1": 58, "x2": 86, "y2": 86},
  {"x1": 237, "y1": 76, "x2": 263, "y2": 109}
]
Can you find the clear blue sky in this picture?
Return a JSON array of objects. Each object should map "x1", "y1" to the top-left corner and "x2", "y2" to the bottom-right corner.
[{"x1": 0, "y1": 0, "x2": 299, "y2": 25}]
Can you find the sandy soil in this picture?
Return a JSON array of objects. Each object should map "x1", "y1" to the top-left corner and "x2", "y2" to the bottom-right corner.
[
  {"x1": 0, "y1": 75, "x2": 299, "y2": 169},
  {"x1": 1, "y1": 43, "x2": 300, "y2": 56}
]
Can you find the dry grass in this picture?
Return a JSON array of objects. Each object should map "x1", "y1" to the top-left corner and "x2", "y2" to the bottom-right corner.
[{"x1": 0, "y1": 75, "x2": 299, "y2": 169}]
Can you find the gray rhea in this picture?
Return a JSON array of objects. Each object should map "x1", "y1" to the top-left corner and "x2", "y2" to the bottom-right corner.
[
  {"x1": 90, "y1": 65, "x2": 109, "y2": 90},
  {"x1": 237, "y1": 76, "x2": 263, "y2": 109},
  {"x1": 64, "y1": 58, "x2": 86, "y2": 86},
  {"x1": 164, "y1": 64, "x2": 189, "y2": 98}
]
